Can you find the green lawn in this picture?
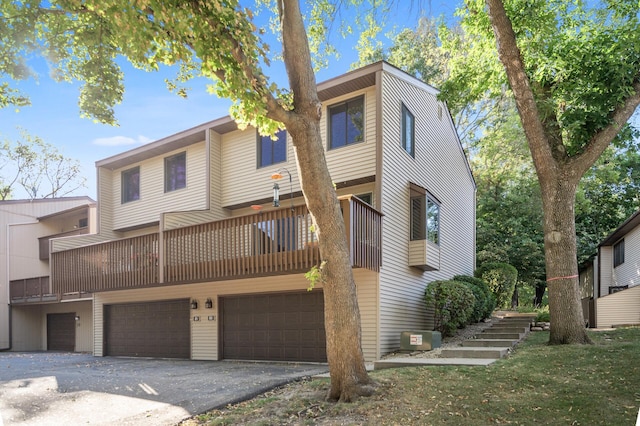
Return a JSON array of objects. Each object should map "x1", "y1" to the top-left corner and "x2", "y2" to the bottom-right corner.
[{"x1": 183, "y1": 327, "x2": 640, "y2": 425}]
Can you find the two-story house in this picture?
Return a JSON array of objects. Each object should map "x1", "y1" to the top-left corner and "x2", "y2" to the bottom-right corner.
[
  {"x1": 580, "y1": 208, "x2": 640, "y2": 328},
  {"x1": 48, "y1": 61, "x2": 476, "y2": 362},
  {"x1": 0, "y1": 196, "x2": 96, "y2": 352}
]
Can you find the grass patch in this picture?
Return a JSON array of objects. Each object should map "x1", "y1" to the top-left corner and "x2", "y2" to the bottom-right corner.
[{"x1": 182, "y1": 328, "x2": 640, "y2": 425}]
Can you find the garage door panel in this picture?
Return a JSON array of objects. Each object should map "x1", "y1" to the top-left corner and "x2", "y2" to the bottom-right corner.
[
  {"x1": 47, "y1": 313, "x2": 76, "y2": 351},
  {"x1": 222, "y1": 291, "x2": 326, "y2": 362},
  {"x1": 105, "y1": 299, "x2": 189, "y2": 359}
]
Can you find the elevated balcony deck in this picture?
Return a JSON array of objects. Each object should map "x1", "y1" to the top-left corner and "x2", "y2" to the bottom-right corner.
[{"x1": 51, "y1": 196, "x2": 382, "y2": 294}]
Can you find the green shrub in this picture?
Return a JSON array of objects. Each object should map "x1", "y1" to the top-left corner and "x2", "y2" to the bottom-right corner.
[
  {"x1": 424, "y1": 280, "x2": 476, "y2": 336},
  {"x1": 475, "y1": 262, "x2": 518, "y2": 309},
  {"x1": 453, "y1": 275, "x2": 495, "y2": 320}
]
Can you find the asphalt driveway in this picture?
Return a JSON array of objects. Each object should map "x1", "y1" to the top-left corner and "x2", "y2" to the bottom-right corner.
[{"x1": 0, "y1": 352, "x2": 328, "y2": 426}]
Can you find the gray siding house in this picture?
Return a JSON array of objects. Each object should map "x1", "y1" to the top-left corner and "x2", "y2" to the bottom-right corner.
[{"x1": 42, "y1": 61, "x2": 476, "y2": 362}]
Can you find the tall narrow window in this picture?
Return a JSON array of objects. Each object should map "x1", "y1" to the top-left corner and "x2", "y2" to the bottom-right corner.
[
  {"x1": 121, "y1": 166, "x2": 140, "y2": 203},
  {"x1": 402, "y1": 104, "x2": 415, "y2": 157},
  {"x1": 165, "y1": 152, "x2": 186, "y2": 192},
  {"x1": 329, "y1": 96, "x2": 364, "y2": 149},
  {"x1": 410, "y1": 190, "x2": 440, "y2": 245},
  {"x1": 613, "y1": 239, "x2": 625, "y2": 267},
  {"x1": 258, "y1": 129, "x2": 287, "y2": 168}
]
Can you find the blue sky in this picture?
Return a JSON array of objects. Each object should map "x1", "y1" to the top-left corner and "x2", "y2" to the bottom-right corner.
[{"x1": 0, "y1": 2, "x2": 458, "y2": 199}]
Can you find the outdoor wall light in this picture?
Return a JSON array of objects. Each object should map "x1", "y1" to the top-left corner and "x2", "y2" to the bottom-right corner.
[
  {"x1": 205, "y1": 298, "x2": 213, "y2": 309},
  {"x1": 190, "y1": 299, "x2": 198, "y2": 310},
  {"x1": 271, "y1": 168, "x2": 293, "y2": 210},
  {"x1": 74, "y1": 315, "x2": 80, "y2": 321}
]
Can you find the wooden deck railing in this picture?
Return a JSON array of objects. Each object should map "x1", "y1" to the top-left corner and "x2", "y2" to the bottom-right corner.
[
  {"x1": 9, "y1": 276, "x2": 57, "y2": 303},
  {"x1": 51, "y1": 197, "x2": 382, "y2": 294},
  {"x1": 51, "y1": 233, "x2": 159, "y2": 294}
]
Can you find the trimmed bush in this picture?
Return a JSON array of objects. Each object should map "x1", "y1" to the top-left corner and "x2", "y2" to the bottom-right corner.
[
  {"x1": 453, "y1": 275, "x2": 496, "y2": 320},
  {"x1": 424, "y1": 280, "x2": 476, "y2": 336},
  {"x1": 475, "y1": 262, "x2": 518, "y2": 309}
]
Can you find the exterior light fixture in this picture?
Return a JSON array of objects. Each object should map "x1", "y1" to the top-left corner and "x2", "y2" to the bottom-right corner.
[
  {"x1": 190, "y1": 299, "x2": 198, "y2": 310},
  {"x1": 271, "y1": 168, "x2": 293, "y2": 210},
  {"x1": 74, "y1": 315, "x2": 80, "y2": 321},
  {"x1": 250, "y1": 204, "x2": 263, "y2": 211},
  {"x1": 272, "y1": 183, "x2": 280, "y2": 207},
  {"x1": 205, "y1": 298, "x2": 213, "y2": 309}
]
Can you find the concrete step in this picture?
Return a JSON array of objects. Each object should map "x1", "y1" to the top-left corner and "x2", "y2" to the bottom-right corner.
[
  {"x1": 441, "y1": 346, "x2": 510, "y2": 359},
  {"x1": 480, "y1": 331, "x2": 524, "y2": 340},
  {"x1": 462, "y1": 339, "x2": 517, "y2": 347},
  {"x1": 374, "y1": 357, "x2": 498, "y2": 370},
  {"x1": 486, "y1": 326, "x2": 529, "y2": 333}
]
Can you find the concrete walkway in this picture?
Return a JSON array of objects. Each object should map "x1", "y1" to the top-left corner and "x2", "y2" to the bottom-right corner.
[{"x1": 374, "y1": 313, "x2": 537, "y2": 370}]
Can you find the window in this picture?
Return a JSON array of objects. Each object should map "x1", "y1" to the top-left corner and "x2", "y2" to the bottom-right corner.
[
  {"x1": 121, "y1": 167, "x2": 140, "y2": 203},
  {"x1": 410, "y1": 193, "x2": 440, "y2": 245},
  {"x1": 402, "y1": 104, "x2": 415, "y2": 157},
  {"x1": 165, "y1": 152, "x2": 186, "y2": 192},
  {"x1": 258, "y1": 129, "x2": 287, "y2": 168},
  {"x1": 78, "y1": 218, "x2": 88, "y2": 228},
  {"x1": 355, "y1": 193, "x2": 373, "y2": 206},
  {"x1": 329, "y1": 96, "x2": 364, "y2": 149},
  {"x1": 613, "y1": 239, "x2": 625, "y2": 267}
]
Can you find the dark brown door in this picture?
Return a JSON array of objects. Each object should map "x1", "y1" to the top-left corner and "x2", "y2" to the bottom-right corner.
[
  {"x1": 221, "y1": 291, "x2": 326, "y2": 362},
  {"x1": 47, "y1": 313, "x2": 76, "y2": 351},
  {"x1": 104, "y1": 299, "x2": 190, "y2": 358}
]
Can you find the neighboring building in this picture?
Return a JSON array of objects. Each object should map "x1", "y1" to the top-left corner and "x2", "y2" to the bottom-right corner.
[
  {"x1": 48, "y1": 61, "x2": 476, "y2": 362},
  {"x1": 580, "y1": 208, "x2": 640, "y2": 328},
  {"x1": 0, "y1": 196, "x2": 96, "y2": 352}
]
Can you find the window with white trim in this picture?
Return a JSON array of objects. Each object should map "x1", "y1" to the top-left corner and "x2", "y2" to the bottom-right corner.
[
  {"x1": 613, "y1": 239, "x2": 625, "y2": 267},
  {"x1": 401, "y1": 104, "x2": 415, "y2": 157},
  {"x1": 164, "y1": 152, "x2": 186, "y2": 192},
  {"x1": 121, "y1": 166, "x2": 140, "y2": 203},
  {"x1": 328, "y1": 96, "x2": 364, "y2": 149}
]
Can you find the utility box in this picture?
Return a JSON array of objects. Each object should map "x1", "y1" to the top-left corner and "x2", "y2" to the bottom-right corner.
[{"x1": 400, "y1": 331, "x2": 442, "y2": 351}]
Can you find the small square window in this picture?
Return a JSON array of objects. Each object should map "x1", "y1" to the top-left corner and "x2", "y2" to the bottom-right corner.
[
  {"x1": 258, "y1": 130, "x2": 287, "y2": 168},
  {"x1": 121, "y1": 166, "x2": 140, "y2": 204},
  {"x1": 402, "y1": 104, "x2": 415, "y2": 157},
  {"x1": 165, "y1": 152, "x2": 186, "y2": 192},
  {"x1": 613, "y1": 239, "x2": 625, "y2": 267},
  {"x1": 355, "y1": 193, "x2": 373, "y2": 206},
  {"x1": 328, "y1": 96, "x2": 364, "y2": 149}
]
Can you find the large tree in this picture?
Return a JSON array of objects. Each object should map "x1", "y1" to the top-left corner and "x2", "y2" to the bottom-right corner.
[
  {"x1": 0, "y1": 0, "x2": 373, "y2": 400},
  {"x1": 443, "y1": 0, "x2": 640, "y2": 344},
  {"x1": 0, "y1": 130, "x2": 86, "y2": 200}
]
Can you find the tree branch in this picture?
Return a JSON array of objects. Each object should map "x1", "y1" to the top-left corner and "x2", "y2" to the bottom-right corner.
[
  {"x1": 568, "y1": 80, "x2": 640, "y2": 177},
  {"x1": 485, "y1": 0, "x2": 556, "y2": 177}
]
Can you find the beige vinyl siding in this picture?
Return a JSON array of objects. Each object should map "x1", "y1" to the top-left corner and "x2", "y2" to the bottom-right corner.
[
  {"x1": 0, "y1": 197, "x2": 94, "y2": 349},
  {"x1": 377, "y1": 71, "x2": 476, "y2": 356},
  {"x1": 220, "y1": 88, "x2": 377, "y2": 208},
  {"x1": 11, "y1": 300, "x2": 93, "y2": 352},
  {"x1": 596, "y1": 284, "x2": 640, "y2": 327},
  {"x1": 354, "y1": 268, "x2": 379, "y2": 361},
  {"x1": 93, "y1": 271, "x2": 378, "y2": 361},
  {"x1": 323, "y1": 88, "x2": 377, "y2": 185},
  {"x1": 111, "y1": 142, "x2": 208, "y2": 230},
  {"x1": 611, "y1": 224, "x2": 640, "y2": 288},
  {"x1": 599, "y1": 246, "x2": 613, "y2": 296},
  {"x1": 8, "y1": 222, "x2": 50, "y2": 280}
]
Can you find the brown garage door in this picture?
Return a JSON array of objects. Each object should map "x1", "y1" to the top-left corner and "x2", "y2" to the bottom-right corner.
[
  {"x1": 221, "y1": 291, "x2": 326, "y2": 362},
  {"x1": 47, "y1": 313, "x2": 76, "y2": 351},
  {"x1": 104, "y1": 299, "x2": 190, "y2": 358}
]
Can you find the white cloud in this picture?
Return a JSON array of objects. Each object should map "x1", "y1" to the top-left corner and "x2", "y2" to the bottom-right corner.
[{"x1": 91, "y1": 135, "x2": 153, "y2": 146}]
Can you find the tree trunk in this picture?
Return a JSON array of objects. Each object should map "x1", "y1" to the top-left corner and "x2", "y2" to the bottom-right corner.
[
  {"x1": 276, "y1": 0, "x2": 373, "y2": 401},
  {"x1": 540, "y1": 178, "x2": 591, "y2": 344},
  {"x1": 287, "y1": 119, "x2": 375, "y2": 402}
]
